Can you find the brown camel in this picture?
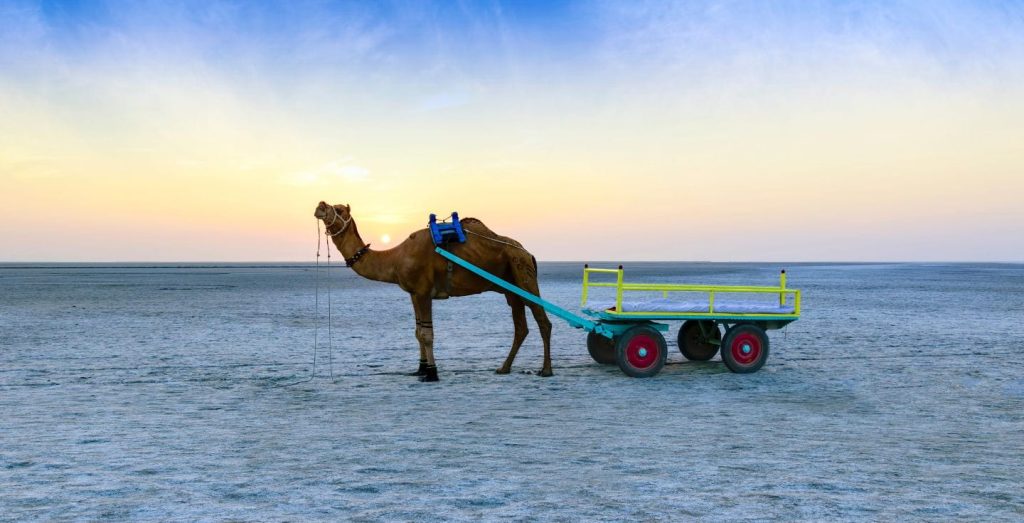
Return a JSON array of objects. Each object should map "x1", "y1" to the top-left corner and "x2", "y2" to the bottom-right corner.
[{"x1": 313, "y1": 201, "x2": 553, "y2": 382}]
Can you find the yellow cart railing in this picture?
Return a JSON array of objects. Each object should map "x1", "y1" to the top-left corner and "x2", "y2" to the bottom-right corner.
[{"x1": 581, "y1": 265, "x2": 801, "y2": 319}]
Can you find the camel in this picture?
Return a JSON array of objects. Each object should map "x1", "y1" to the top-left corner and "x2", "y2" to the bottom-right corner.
[{"x1": 313, "y1": 201, "x2": 553, "y2": 382}]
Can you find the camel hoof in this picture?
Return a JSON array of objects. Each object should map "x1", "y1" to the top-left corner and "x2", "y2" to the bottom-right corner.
[
  {"x1": 495, "y1": 367, "x2": 511, "y2": 375},
  {"x1": 418, "y1": 365, "x2": 439, "y2": 382},
  {"x1": 538, "y1": 368, "x2": 554, "y2": 377},
  {"x1": 407, "y1": 360, "x2": 429, "y2": 376}
]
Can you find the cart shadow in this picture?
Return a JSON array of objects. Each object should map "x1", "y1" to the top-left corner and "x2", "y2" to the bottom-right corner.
[
  {"x1": 660, "y1": 359, "x2": 730, "y2": 375},
  {"x1": 574, "y1": 359, "x2": 730, "y2": 378}
]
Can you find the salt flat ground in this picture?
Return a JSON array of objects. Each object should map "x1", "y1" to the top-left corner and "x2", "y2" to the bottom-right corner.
[{"x1": 1, "y1": 262, "x2": 1022, "y2": 521}]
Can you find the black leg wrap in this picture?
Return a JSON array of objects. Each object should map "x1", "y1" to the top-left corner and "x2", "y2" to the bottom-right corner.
[
  {"x1": 419, "y1": 364, "x2": 439, "y2": 382},
  {"x1": 407, "y1": 359, "x2": 429, "y2": 376}
]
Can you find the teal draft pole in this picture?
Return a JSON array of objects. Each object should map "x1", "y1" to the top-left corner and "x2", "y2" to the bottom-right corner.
[{"x1": 434, "y1": 247, "x2": 613, "y2": 338}]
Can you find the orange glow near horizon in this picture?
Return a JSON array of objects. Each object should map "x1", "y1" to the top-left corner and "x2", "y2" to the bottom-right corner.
[{"x1": 2, "y1": 2, "x2": 1023, "y2": 261}]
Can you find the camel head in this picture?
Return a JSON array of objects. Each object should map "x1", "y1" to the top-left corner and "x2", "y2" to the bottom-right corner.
[{"x1": 314, "y1": 201, "x2": 351, "y2": 224}]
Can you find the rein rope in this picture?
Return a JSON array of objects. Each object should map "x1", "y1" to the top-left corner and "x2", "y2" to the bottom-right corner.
[
  {"x1": 274, "y1": 218, "x2": 336, "y2": 387},
  {"x1": 325, "y1": 225, "x2": 335, "y2": 381}
]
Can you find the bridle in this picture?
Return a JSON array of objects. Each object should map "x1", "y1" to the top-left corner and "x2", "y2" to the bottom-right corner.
[
  {"x1": 323, "y1": 206, "x2": 352, "y2": 237},
  {"x1": 322, "y1": 205, "x2": 370, "y2": 267}
]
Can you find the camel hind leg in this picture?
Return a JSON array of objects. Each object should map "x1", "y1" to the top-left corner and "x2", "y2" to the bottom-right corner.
[
  {"x1": 509, "y1": 255, "x2": 553, "y2": 377},
  {"x1": 526, "y1": 302, "x2": 553, "y2": 377},
  {"x1": 497, "y1": 294, "x2": 529, "y2": 374}
]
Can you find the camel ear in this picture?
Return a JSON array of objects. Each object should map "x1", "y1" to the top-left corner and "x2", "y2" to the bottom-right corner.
[{"x1": 344, "y1": 204, "x2": 351, "y2": 212}]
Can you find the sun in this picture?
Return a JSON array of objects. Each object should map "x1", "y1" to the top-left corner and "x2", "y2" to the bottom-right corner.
[{"x1": 380, "y1": 234, "x2": 391, "y2": 244}]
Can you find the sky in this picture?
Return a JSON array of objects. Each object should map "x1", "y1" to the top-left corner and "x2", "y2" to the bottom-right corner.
[{"x1": 1, "y1": 0, "x2": 1023, "y2": 262}]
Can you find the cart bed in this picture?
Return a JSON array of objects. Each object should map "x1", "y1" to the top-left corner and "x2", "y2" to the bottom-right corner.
[{"x1": 585, "y1": 298, "x2": 795, "y2": 315}]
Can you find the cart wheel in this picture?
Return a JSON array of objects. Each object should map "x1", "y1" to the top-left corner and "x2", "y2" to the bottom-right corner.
[
  {"x1": 678, "y1": 320, "x2": 721, "y2": 361},
  {"x1": 615, "y1": 325, "x2": 667, "y2": 378},
  {"x1": 586, "y1": 331, "x2": 616, "y2": 364},
  {"x1": 721, "y1": 323, "x2": 769, "y2": 373}
]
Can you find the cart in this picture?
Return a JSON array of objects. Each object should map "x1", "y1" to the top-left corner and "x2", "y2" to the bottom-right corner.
[
  {"x1": 435, "y1": 246, "x2": 800, "y2": 378},
  {"x1": 577, "y1": 265, "x2": 800, "y2": 377}
]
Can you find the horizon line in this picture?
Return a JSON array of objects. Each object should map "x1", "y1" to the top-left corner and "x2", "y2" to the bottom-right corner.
[{"x1": 2, "y1": 260, "x2": 1022, "y2": 266}]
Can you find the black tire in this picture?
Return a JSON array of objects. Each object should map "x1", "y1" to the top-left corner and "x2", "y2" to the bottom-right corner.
[
  {"x1": 586, "y1": 331, "x2": 616, "y2": 365},
  {"x1": 615, "y1": 324, "x2": 667, "y2": 378},
  {"x1": 677, "y1": 320, "x2": 721, "y2": 361},
  {"x1": 720, "y1": 323, "x2": 770, "y2": 373}
]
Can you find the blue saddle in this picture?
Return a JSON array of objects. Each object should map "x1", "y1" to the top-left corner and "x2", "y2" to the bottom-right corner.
[{"x1": 429, "y1": 212, "x2": 467, "y2": 246}]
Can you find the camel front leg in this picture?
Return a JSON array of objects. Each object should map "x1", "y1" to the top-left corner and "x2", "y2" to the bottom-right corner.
[
  {"x1": 412, "y1": 293, "x2": 438, "y2": 382},
  {"x1": 407, "y1": 331, "x2": 429, "y2": 376},
  {"x1": 408, "y1": 295, "x2": 429, "y2": 376}
]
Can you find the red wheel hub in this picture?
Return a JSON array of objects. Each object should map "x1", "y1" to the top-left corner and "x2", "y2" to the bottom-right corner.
[
  {"x1": 626, "y1": 334, "x2": 659, "y2": 369},
  {"x1": 730, "y1": 332, "x2": 762, "y2": 366}
]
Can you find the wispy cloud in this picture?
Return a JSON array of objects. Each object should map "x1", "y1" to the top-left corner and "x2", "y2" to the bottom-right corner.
[
  {"x1": 414, "y1": 90, "x2": 472, "y2": 113},
  {"x1": 361, "y1": 213, "x2": 413, "y2": 225},
  {"x1": 593, "y1": 1, "x2": 1024, "y2": 90},
  {"x1": 281, "y1": 157, "x2": 371, "y2": 186}
]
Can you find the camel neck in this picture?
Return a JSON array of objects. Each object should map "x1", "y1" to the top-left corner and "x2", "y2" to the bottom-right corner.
[{"x1": 331, "y1": 221, "x2": 396, "y2": 284}]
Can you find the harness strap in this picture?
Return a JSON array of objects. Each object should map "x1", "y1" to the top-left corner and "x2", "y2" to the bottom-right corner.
[
  {"x1": 345, "y1": 244, "x2": 371, "y2": 267},
  {"x1": 445, "y1": 261, "x2": 454, "y2": 296}
]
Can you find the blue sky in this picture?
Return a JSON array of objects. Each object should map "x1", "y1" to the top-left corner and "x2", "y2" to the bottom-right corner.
[{"x1": 2, "y1": 1, "x2": 1023, "y2": 261}]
